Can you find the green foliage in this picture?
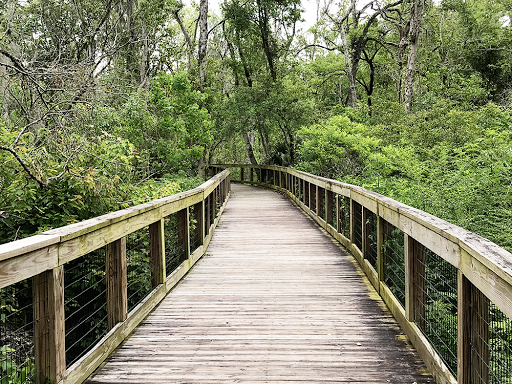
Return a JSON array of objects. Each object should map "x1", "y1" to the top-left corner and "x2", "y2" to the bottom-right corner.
[{"x1": 0, "y1": 346, "x2": 34, "y2": 384}]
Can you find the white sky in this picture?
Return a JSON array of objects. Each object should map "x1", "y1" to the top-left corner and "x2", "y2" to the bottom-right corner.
[{"x1": 186, "y1": 0, "x2": 321, "y2": 30}]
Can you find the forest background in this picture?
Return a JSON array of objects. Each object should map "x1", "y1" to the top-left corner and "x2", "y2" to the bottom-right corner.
[{"x1": 1, "y1": 0, "x2": 512, "y2": 255}]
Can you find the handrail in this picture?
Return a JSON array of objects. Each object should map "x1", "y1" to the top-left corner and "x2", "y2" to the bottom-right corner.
[
  {"x1": 213, "y1": 164, "x2": 512, "y2": 384},
  {"x1": 0, "y1": 170, "x2": 231, "y2": 384}
]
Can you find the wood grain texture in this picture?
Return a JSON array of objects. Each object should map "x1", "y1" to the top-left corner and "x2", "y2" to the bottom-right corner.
[{"x1": 88, "y1": 184, "x2": 434, "y2": 384}]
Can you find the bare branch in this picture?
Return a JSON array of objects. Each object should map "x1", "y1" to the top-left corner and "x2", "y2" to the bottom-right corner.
[{"x1": 0, "y1": 145, "x2": 44, "y2": 188}]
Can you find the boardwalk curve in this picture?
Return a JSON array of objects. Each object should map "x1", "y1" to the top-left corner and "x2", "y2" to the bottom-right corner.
[{"x1": 88, "y1": 184, "x2": 434, "y2": 383}]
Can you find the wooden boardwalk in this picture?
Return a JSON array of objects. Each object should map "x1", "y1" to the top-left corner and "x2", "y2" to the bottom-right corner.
[{"x1": 88, "y1": 184, "x2": 434, "y2": 383}]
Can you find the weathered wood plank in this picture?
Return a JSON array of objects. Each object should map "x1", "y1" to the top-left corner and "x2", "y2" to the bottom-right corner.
[{"x1": 88, "y1": 184, "x2": 433, "y2": 384}]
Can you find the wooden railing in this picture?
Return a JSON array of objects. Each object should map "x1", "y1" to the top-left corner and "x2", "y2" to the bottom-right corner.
[
  {"x1": 0, "y1": 170, "x2": 231, "y2": 384},
  {"x1": 213, "y1": 164, "x2": 512, "y2": 384}
]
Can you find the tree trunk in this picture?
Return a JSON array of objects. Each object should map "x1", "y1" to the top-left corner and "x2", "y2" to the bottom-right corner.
[
  {"x1": 242, "y1": 130, "x2": 258, "y2": 164},
  {"x1": 173, "y1": 10, "x2": 194, "y2": 72},
  {"x1": 339, "y1": 22, "x2": 357, "y2": 109},
  {"x1": 198, "y1": 0, "x2": 208, "y2": 91},
  {"x1": 139, "y1": 22, "x2": 149, "y2": 88},
  {"x1": 404, "y1": 0, "x2": 423, "y2": 112}
]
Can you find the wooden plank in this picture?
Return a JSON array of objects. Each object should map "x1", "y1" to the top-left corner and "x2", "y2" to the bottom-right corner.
[
  {"x1": 457, "y1": 271, "x2": 471, "y2": 384},
  {"x1": 194, "y1": 200, "x2": 205, "y2": 247},
  {"x1": 178, "y1": 207, "x2": 190, "y2": 263},
  {"x1": 150, "y1": 219, "x2": 166, "y2": 286},
  {"x1": 0, "y1": 244, "x2": 59, "y2": 289},
  {"x1": 33, "y1": 266, "x2": 65, "y2": 384},
  {"x1": 404, "y1": 233, "x2": 414, "y2": 322},
  {"x1": 106, "y1": 238, "x2": 128, "y2": 328},
  {"x1": 0, "y1": 234, "x2": 60, "y2": 262},
  {"x1": 89, "y1": 184, "x2": 434, "y2": 384}
]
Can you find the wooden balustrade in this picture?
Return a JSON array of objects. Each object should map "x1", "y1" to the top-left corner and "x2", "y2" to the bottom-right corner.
[
  {"x1": 0, "y1": 170, "x2": 231, "y2": 384},
  {"x1": 213, "y1": 164, "x2": 512, "y2": 384}
]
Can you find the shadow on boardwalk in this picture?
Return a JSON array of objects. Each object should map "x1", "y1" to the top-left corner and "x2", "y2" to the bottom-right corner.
[{"x1": 88, "y1": 183, "x2": 434, "y2": 383}]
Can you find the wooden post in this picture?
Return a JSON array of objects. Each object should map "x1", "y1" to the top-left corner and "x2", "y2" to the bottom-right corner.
[
  {"x1": 336, "y1": 195, "x2": 341, "y2": 233},
  {"x1": 326, "y1": 190, "x2": 333, "y2": 225},
  {"x1": 458, "y1": 272, "x2": 490, "y2": 384},
  {"x1": 377, "y1": 216, "x2": 384, "y2": 282},
  {"x1": 303, "y1": 181, "x2": 308, "y2": 206},
  {"x1": 240, "y1": 167, "x2": 244, "y2": 182},
  {"x1": 250, "y1": 167, "x2": 254, "y2": 182},
  {"x1": 362, "y1": 208, "x2": 369, "y2": 258},
  {"x1": 150, "y1": 220, "x2": 166, "y2": 287},
  {"x1": 404, "y1": 234, "x2": 415, "y2": 321},
  {"x1": 178, "y1": 207, "x2": 190, "y2": 262},
  {"x1": 309, "y1": 183, "x2": 315, "y2": 210},
  {"x1": 205, "y1": 195, "x2": 211, "y2": 236},
  {"x1": 106, "y1": 238, "x2": 128, "y2": 329},
  {"x1": 33, "y1": 266, "x2": 65, "y2": 384},
  {"x1": 458, "y1": 271, "x2": 472, "y2": 384},
  {"x1": 405, "y1": 237, "x2": 426, "y2": 328},
  {"x1": 350, "y1": 199, "x2": 356, "y2": 244},
  {"x1": 194, "y1": 200, "x2": 205, "y2": 247}
]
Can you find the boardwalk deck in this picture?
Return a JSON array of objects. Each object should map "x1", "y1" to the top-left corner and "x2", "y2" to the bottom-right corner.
[{"x1": 87, "y1": 184, "x2": 434, "y2": 383}]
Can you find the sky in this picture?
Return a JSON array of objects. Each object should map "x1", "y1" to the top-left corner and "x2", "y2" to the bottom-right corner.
[{"x1": 185, "y1": 0, "x2": 322, "y2": 30}]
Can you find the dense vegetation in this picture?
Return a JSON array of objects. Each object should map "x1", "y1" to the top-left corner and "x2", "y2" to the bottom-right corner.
[{"x1": 1, "y1": 0, "x2": 512, "y2": 381}]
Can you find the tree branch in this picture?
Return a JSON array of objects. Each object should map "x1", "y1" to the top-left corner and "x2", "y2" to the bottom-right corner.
[{"x1": 0, "y1": 145, "x2": 44, "y2": 188}]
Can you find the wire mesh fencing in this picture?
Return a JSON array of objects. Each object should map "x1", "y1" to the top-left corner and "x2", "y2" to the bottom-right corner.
[
  {"x1": 363, "y1": 209, "x2": 378, "y2": 270},
  {"x1": 414, "y1": 241, "x2": 458, "y2": 376},
  {"x1": 126, "y1": 227, "x2": 152, "y2": 313},
  {"x1": 164, "y1": 213, "x2": 183, "y2": 277},
  {"x1": 338, "y1": 196, "x2": 351, "y2": 239},
  {"x1": 64, "y1": 250, "x2": 108, "y2": 367},
  {"x1": 488, "y1": 302, "x2": 512, "y2": 384},
  {"x1": 382, "y1": 221, "x2": 405, "y2": 308},
  {"x1": 0, "y1": 279, "x2": 35, "y2": 383},
  {"x1": 352, "y1": 201, "x2": 363, "y2": 251}
]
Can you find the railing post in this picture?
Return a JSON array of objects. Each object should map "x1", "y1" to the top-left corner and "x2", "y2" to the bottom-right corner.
[
  {"x1": 404, "y1": 234, "x2": 415, "y2": 322},
  {"x1": 194, "y1": 200, "x2": 205, "y2": 246},
  {"x1": 326, "y1": 190, "x2": 333, "y2": 225},
  {"x1": 362, "y1": 208, "x2": 369, "y2": 258},
  {"x1": 336, "y1": 195, "x2": 341, "y2": 233},
  {"x1": 404, "y1": 237, "x2": 426, "y2": 327},
  {"x1": 106, "y1": 238, "x2": 128, "y2": 329},
  {"x1": 350, "y1": 198, "x2": 355, "y2": 244},
  {"x1": 309, "y1": 183, "x2": 315, "y2": 210},
  {"x1": 150, "y1": 219, "x2": 166, "y2": 286},
  {"x1": 178, "y1": 207, "x2": 190, "y2": 262},
  {"x1": 240, "y1": 167, "x2": 244, "y2": 182},
  {"x1": 458, "y1": 271, "x2": 490, "y2": 384},
  {"x1": 315, "y1": 185, "x2": 320, "y2": 216},
  {"x1": 250, "y1": 167, "x2": 253, "y2": 183},
  {"x1": 376, "y1": 216, "x2": 384, "y2": 282},
  {"x1": 33, "y1": 266, "x2": 65, "y2": 384}
]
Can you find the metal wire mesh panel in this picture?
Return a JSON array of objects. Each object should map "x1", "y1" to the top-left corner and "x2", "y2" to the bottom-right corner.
[
  {"x1": 489, "y1": 302, "x2": 512, "y2": 383},
  {"x1": 294, "y1": 178, "x2": 302, "y2": 200},
  {"x1": 471, "y1": 295, "x2": 512, "y2": 384},
  {"x1": 164, "y1": 213, "x2": 183, "y2": 276},
  {"x1": 317, "y1": 187, "x2": 325, "y2": 219},
  {"x1": 0, "y1": 279, "x2": 35, "y2": 383},
  {"x1": 353, "y1": 201, "x2": 363, "y2": 251},
  {"x1": 126, "y1": 227, "x2": 152, "y2": 312},
  {"x1": 338, "y1": 196, "x2": 351, "y2": 238},
  {"x1": 64, "y1": 250, "x2": 107, "y2": 367},
  {"x1": 414, "y1": 242, "x2": 458, "y2": 376},
  {"x1": 382, "y1": 220, "x2": 405, "y2": 308},
  {"x1": 189, "y1": 205, "x2": 200, "y2": 254},
  {"x1": 364, "y1": 209, "x2": 378, "y2": 270}
]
